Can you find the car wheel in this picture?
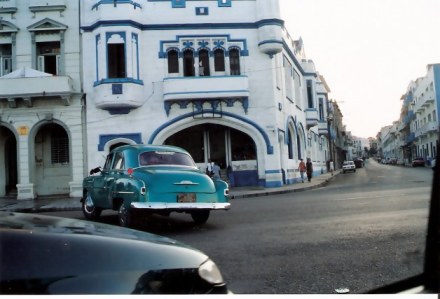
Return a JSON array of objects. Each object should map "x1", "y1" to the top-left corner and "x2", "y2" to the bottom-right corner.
[
  {"x1": 82, "y1": 191, "x2": 102, "y2": 220},
  {"x1": 118, "y1": 203, "x2": 133, "y2": 228},
  {"x1": 191, "y1": 210, "x2": 210, "y2": 225}
]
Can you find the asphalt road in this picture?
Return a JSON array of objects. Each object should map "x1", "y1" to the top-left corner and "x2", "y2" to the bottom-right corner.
[{"x1": 44, "y1": 159, "x2": 434, "y2": 294}]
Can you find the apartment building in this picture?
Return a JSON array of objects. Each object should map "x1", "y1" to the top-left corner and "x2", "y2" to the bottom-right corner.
[{"x1": 0, "y1": 0, "x2": 84, "y2": 199}]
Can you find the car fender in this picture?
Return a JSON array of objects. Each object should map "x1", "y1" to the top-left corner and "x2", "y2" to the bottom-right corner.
[{"x1": 110, "y1": 177, "x2": 146, "y2": 209}]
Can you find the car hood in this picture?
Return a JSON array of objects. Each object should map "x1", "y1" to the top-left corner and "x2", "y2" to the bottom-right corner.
[
  {"x1": 0, "y1": 212, "x2": 212, "y2": 294},
  {"x1": 134, "y1": 167, "x2": 216, "y2": 193}
]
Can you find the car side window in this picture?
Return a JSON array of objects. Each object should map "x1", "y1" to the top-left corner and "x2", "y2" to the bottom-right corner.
[
  {"x1": 103, "y1": 153, "x2": 114, "y2": 170},
  {"x1": 113, "y1": 152, "x2": 125, "y2": 170}
]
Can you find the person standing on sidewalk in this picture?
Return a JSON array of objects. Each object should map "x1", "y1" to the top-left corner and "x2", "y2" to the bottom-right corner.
[
  {"x1": 298, "y1": 159, "x2": 306, "y2": 183},
  {"x1": 306, "y1": 158, "x2": 313, "y2": 182}
]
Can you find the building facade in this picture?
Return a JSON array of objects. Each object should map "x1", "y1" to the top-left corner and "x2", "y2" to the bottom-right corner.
[
  {"x1": 0, "y1": 0, "x2": 84, "y2": 199},
  {"x1": 80, "y1": 0, "x2": 334, "y2": 189},
  {"x1": 378, "y1": 64, "x2": 440, "y2": 165},
  {"x1": 1, "y1": 0, "x2": 350, "y2": 200}
]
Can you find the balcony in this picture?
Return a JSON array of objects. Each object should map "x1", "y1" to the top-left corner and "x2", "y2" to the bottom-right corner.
[
  {"x1": 93, "y1": 78, "x2": 145, "y2": 114},
  {"x1": 405, "y1": 132, "x2": 415, "y2": 144},
  {"x1": 414, "y1": 121, "x2": 438, "y2": 138},
  {"x1": 163, "y1": 75, "x2": 250, "y2": 116},
  {"x1": 85, "y1": 0, "x2": 143, "y2": 26},
  {"x1": 305, "y1": 108, "x2": 319, "y2": 128},
  {"x1": 29, "y1": 0, "x2": 66, "y2": 13},
  {"x1": 0, "y1": 74, "x2": 73, "y2": 107},
  {"x1": 317, "y1": 121, "x2": 328, "y2": 136}
]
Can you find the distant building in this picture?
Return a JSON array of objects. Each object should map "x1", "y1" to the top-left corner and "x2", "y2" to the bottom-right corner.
[{"x1": 380, "y1": 64, "x2": 439, "y2": 166}]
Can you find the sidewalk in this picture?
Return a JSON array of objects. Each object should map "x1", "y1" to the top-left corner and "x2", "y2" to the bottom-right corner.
[{"x1": 0, "y1": 170, "x2": 340, "y2": 213}]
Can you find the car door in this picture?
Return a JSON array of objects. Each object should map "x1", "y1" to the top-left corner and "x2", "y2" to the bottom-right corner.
[
  {"x1": 91, "y1": 153, "x2": 114, "y2": 208},
  {"x1": 105, "y1": 151, "x2": 126, "y2": 207}
]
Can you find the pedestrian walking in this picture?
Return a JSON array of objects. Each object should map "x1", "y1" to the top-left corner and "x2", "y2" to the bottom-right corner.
[
  {"x1": 298, "y1": 158, "x2": 306, "y2": 183},
  {"x1": 212, "y1": 162, "x2": 221, "y2": 180},
  {"x1": 306, "y1": 158, "x2": 313, "y2": 182},
  {"x1": 205, "y1": 158, "x2": 214, "y2": 177}
]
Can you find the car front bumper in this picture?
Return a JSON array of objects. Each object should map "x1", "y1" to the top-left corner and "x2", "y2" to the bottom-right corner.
[{"x1": 131, "y1": 202, "x2": 231, "y2": 210}]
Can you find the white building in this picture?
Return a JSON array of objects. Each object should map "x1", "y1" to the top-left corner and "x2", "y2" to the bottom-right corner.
[
  {"x1": 80, "y1": 0, "x2": 333, "y2": 189},
  {"x1": 0, "y1": 0, "x2": 84, "y2": 199},
  {"x1": 411, "y1": 64, "x2": 440, "y2": 163}
]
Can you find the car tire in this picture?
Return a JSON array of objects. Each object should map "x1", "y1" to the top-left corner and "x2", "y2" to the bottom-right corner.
[
  {"x1": 118, "y1": 203, "x2": 133, "y2": 228},
  {"x1": 191, "y1": 210, "x2": 210, "y2": 225},
  {"x1": 82, "y1": 191, "x2": 102, "y2": 220}
]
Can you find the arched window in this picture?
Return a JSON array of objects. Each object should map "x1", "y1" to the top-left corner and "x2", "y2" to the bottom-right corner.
[
  {"x1": 107, "y1": 34, "x2": 126, "y2": 78},
  {"x1": 214, "y1": 48, "x2": 225, "y2": 72},
  {"x1": 287, "y1": 128, "x2": 294, "y2": 159},
  {"x1": 183, "y1": 49, "x2": 195, "y2": 77},
  {"x1": 229, "y1": 48, "x2": 241, "y2": 75},
  {"x1": 167, "y1": 49, "x2": 179, "y2": 74},
  {"x1": 198, "y1": 49, "x2": 210, "y2": 76}
]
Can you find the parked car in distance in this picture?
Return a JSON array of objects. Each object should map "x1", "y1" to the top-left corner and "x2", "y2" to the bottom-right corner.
[
  {"x1": 342, "y1": 161, "x2": 356, "y2": 173},
  {"x1": 354, "y1": 158, "x2": 364, "y2": 168},
  {"x1": 412, "y1": 157, "x2": 425, "y2": 167},
  {"x1": 0, "y1": 212, "x2": 229, "y2": 295},
  {"x1": 82, "y1": 145, "x2": 230, "y2": 227}
]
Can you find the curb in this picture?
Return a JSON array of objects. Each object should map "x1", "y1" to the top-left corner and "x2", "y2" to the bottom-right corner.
[{"x1": 2, "y1": 172, "x2": 341, "y2": 213}]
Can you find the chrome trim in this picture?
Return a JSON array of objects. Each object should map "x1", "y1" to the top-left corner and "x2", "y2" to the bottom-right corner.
[
  {"x1": 173, "y1": 180, "x2": 199, "y2": 185},
  {"x1": 113, "y1": 191, "x2": 135, "y2": 195},
  {"x1": 131, "y1": 202, "x2": 231, "y2": 210}
]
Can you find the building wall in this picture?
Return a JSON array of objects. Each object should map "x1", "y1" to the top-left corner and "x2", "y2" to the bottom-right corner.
[
  {"x1": 80, "y1": 0, "x2": 331, "y2": 188},
  {"x1": 0, "y1": 0, "x2": 84, "y2": 199}
]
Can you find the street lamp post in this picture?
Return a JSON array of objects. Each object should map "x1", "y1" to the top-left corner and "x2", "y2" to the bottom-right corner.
[{"x1": 327, "y1": 115, "x2": 334, "y2": 174}]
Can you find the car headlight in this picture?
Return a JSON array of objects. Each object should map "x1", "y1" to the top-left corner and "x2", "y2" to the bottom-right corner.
[{"x1": 198, "y1": 259, "x2": 224, "y2": 285}]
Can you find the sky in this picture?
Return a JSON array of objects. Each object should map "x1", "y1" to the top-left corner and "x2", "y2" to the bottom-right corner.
[{"x1": 279, "y1": 0, "x2": 440, "y2": 138}]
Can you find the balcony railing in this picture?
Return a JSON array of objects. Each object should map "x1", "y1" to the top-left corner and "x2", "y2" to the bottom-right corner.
[
  {"x1": 317, "y1": 121, "x2": 328, "y2": 136},
  {"x1": 163, "y1": 75, "x2": 250, "y2": 116},
  {"x1": 305, "y1": 108, "x2": 319, "y2": 128},
  {"x1": 414, "y1": 121, "x2": 438, "y2": 138},
  {"x1": 0, "y1": 0, "x2": 17, "y2": 13},
  {"x1": 0, "y1": 75, "x2": 73, "y2": 107},
  {"x1": 85, "y1": 0, "x2": 143, "y2": 26},
  {"x1": 29, "y1": 0, "x2": 66, "y2": 12},
  {"x1": 93, "y1": 78, "x2": 145, "y2": 114}
]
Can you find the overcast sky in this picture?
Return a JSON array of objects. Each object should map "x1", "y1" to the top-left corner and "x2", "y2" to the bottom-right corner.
[{"x1": 279, "y1": 0, "x2": 440, "y2": 138}]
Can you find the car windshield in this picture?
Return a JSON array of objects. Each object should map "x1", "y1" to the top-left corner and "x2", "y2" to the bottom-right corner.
[{"x1": 139, "y1": 151, "x2": 196, "y2": 167}]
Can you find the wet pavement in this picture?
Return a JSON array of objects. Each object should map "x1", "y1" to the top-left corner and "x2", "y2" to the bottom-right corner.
[{"x1": 0, "y1": 170, "x2": 340, "y2": 213}]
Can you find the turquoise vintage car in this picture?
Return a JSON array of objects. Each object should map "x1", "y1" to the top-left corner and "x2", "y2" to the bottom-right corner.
[{"x1": 81, "y1": 145, "x2": 230, "y2": 227}]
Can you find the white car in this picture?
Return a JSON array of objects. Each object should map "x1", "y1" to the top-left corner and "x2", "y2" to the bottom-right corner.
[{"x1": 342, "y1": 161, "x2": 356, "y2": 173}]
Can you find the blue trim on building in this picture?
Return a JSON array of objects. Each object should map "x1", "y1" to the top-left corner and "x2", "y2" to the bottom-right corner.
[
  {"x1": 81, "y1": 19, "x2": 283, "y2": 32},
  {"x1": 433, "y1": 64, "x2": 440, "y2": 124},
  {"x1": 95, "y1": 34, "x2": 100, "y2": 83},
  {"x1": 158, "y1": 34, "x2": 249, "y2": 58},
  {"x1": 147, "y1": 110, "x2": 274, "y2": 155},
  {"x1": 93, "y1": 77, "x2": 144, "y2": 87},
  {"x1": 132, "y1": 33, "x2": 140, "y2": 80},
  {"x1": 195, "y1": 7, "x2": 209, "y2": 15},
  {"x1": 172, "y1": 0, "x2": 185, "y2": 8},
  {"x1": 218, "y1": 0, "x2": 231, "y2": 7},
  {"x1": 98, "y1": 133, "x2": 142, "y2": 151},
  {"x1": 92, "y1": 0, "x2": 142, "y2": 10}
]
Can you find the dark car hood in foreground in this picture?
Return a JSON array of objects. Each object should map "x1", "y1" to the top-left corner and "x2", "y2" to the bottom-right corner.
[{"x1": 0, "y1": 212, "x2": 227, "y2": 294}]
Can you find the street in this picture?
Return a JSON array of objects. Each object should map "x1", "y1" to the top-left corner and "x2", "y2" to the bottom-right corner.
[{"x1": 43, "y1": 159, "x2": 434, "y2": 294}]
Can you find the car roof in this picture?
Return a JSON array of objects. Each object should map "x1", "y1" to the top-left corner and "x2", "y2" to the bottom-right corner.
[{"x1": 111, "y1": 144, "x2": 189, "y2": 154}]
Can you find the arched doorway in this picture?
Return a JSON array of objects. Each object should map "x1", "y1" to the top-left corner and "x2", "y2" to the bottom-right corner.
[
  {"x1": 164, "y1": 124, "x2": 258, "y2": 186},
  {"x1": 34, "y1": 123, "x2": 71, "y2": 196},
  {"x1": 0, "y1": 126, "x2": 17, "y2": 197}
]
